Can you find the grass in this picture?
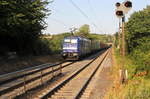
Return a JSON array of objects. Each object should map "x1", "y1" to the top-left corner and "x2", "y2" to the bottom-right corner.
[{"x1": 104, "y1": 47, "x2": 150, "y2": 99}]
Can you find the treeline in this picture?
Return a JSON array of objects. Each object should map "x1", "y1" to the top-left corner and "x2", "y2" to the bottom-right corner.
[
  {"x1": 0, "y1": 0, "x2": 113, "y2": 56},
  {"x1": 47, "y1": 33, "x2": 72, "y2": 53},
  {"x1": 126, "y1": 6, "x2": 150, "y2": 72},
  {"x1": 71, "y1": 24, "x2": 113, "y2": 43},
  {"x1": 115, "y1": 6, "x2": 150, "y2": 74},
  {"x1": 0, "y1": 0, "x2": 50, "y2": 56},
  {"x1": 47, "y1": 24, "x2": 113, "y2": 53}
]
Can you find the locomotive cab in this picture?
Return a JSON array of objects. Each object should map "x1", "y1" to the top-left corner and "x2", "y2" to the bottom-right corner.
[
  {"x1": 61, "y1": 36, "x2": 98, "y2": 60},
  {"x1": 62, "y1": 37, "x2": 79, "y2": 60}
]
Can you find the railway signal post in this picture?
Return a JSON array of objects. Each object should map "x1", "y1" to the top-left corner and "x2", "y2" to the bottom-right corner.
[
  {"x1": 115, "y1": 0, "x2": 132, "y2": 84},
  {"x1": 115, "y1": 2, "x2": 121, "y2": 50}
]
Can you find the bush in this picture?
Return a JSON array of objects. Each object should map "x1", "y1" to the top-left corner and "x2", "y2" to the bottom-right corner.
[
  {"x1": 106, "y1": 48, "x2": 150, "y2": 99},
  {"x1": 124, "y1": 6, "x2": 150, "y2": 75},
  {"x1": 32, "y1": 38, "x2": 51, "y2": 55},
  {"x1": 49, "y1": 33, "x2": 72, "y2": 53}
]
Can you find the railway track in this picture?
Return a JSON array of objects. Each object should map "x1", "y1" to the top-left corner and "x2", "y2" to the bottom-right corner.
[
  {"x1": 34, "y1": 49, "x2": 110, "y2": 99},
  {"x1": 0, "y1": 48, "x2": 109, "y2": 99},
  {"x1": 0, "y1": 60, "x2": 74, "y2": 98}
]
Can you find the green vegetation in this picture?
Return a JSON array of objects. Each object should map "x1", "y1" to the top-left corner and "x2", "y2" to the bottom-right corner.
[
  {"x1": 47, "y1": 24, "x2": 113, "y2": 54},
  {"x1": 0, "y1": 1, "x2": 112, "y2": 57},
  {"x1": 123, "y1": 79, "x2": 150, "y2": 99},
  {"x1": 124, "y1": 6, "x2": 150, "y2": 98},
  {"x1": 114, "y1": 6, "x2": 150, "y2": 77},
  {"x1": 48, "y1": 33, "x2": 113, "y2": 54},
  {"x1": 106, "y1": 49, "x2": 150, "y2": 99},
  {"x1": 0, "y1": 0, "x2": 50, "y2": 55},
  {"x1": 49, "y1": 33, "x2": 72, "y2": 53},
  {"x1": 108, "y1": 6, "x2": 150, "y2": 99},
  {"x1": 74, "y1": 24, "x2": 113, "y2": 43},
  {"x1": 88, "y1": 34, "x2": 113, "y2": 43},
  {"x1": 75, "y1": 24, "x2": 90, "y2": 38},
  {"x1": 125, "y1": 6, "x2": 150, "y2": 75}
]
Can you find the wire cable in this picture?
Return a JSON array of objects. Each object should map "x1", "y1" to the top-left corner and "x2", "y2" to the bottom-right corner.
[
  {"x1": 87, "y1": 0, "x2": 105, "y2": 33},
  {"x1": 49, "y1": 17, "x2": 69, "y2": 29},
  {"x1": 69, "y1": 0, "x2": 104, "y2": 33}
]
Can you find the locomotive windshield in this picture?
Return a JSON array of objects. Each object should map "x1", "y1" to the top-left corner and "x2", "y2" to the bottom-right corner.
[
  {"x1": 64, "y1": 39, "x2": 70, "y2": 43},
  {"x1": 70, "y1": 39, "x2": 77, "y2": 43},
  {"x1": 63, "y1": 38, "x2": 78, "y2": 51},
  {"x1": 64, "y1": 39, "x2": 77, "y2": 43}
]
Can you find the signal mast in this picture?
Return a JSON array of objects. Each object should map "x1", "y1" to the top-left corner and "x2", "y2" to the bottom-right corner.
[{"x1": 115, "y1": 0, "x2": 132, "y2": 84}]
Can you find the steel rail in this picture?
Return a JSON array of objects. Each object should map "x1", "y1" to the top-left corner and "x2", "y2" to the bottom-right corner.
[
  {"x1": 0, "y1": 61, "x2": 65, "y2": 84},
  {"x1": 0, "y1": 47, "x2": 109, "y2": 98},
  {"x1": 0, "y1": 61, "x2": 75, "y2": 96},
  {"x1": 75, "y1": 50, "x2": 109, "y2": 99},
  {"x1": 40, "y1": 49, "x2": 109, "y2": 99}
]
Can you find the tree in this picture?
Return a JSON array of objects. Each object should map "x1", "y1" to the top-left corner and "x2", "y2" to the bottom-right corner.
[
  {"x1": 125, "y1": 6, "x2": 150, "y2": 53},
  {"x1": 0, "y1": 0, "x2": 50, "y2": 55},
  {"x1": 125, "y1": 6, "x2": 150, "y2": 68},
  {"x1": 50, "y1": 33, "x2": 72, "y2": 53},
  {"x1": 75, "y1": 24, "x2": 90, "y2": 38}
]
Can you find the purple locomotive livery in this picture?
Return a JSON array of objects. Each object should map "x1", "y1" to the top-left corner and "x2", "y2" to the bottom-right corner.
[{"x1": 62, "y1": 36, "x2": 101, "y2": 60}]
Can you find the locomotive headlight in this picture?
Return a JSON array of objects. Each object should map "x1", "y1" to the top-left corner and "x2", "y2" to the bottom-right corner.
[
  {"x1": 73, "y1": 53, "x2": 78, "y2": 56},
  {"x1": 63, "y1": 53, "x2": 67, "y2": 56}
]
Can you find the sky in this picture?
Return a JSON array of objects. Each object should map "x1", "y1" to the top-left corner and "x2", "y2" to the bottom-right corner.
[{"x1": 44, "y1": 0, "x2": 150, "y2": 35}]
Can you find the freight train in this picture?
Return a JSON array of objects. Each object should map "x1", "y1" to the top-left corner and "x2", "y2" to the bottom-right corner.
[{"x1": 61, "y1": 36, "x2": 107, "y2": 60}]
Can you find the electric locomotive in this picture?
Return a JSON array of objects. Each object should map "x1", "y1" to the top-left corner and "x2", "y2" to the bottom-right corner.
[{"x1": 61, "y1": 36, "x2": 91, "y2": 60}]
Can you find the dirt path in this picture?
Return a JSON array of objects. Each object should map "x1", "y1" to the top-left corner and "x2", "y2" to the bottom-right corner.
[{"x1": 88, "y1": 48, "x2": 114, "y2": 99}]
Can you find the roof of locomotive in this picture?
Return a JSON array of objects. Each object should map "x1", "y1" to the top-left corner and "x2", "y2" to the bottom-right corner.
[{"x1": 64, "y1": 36, "x2": 90, "y2": 41}]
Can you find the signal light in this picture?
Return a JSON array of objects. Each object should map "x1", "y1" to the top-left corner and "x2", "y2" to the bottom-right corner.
[
  {"x1": 116, "y1": 11, "x2": 124, "y2": 16},
  {"x1": 116, "y1": 2, "x2": 121, "y2": 8},
  {"x1": 124, "y1": 1, "x2": 132, "y2": 8}
]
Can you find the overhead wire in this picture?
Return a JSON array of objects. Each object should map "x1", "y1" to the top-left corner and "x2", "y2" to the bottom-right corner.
[
  {"x1": 87, "y1": 0, "x2": 105, "y2": 34},
  {"x1": 69, "y1": 0, "x2": 104, "y2": 33},
  {"x1": 49, "y1": 17, "x2": 69, "y2": 29},
  {"x1": 47, "y1": 1, "x2": 70, "y2": 32},
  {"x1": 49, "y1": 0, "x2": 104, "y2": 33},
  {"x1": 51, "y1": 6, "x2": 68, "y2": 16}
]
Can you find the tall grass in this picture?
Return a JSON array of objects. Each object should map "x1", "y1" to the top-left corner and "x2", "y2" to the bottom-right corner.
[{"x1": 105, "y1": 48, "x2": 150, "y2": 99}]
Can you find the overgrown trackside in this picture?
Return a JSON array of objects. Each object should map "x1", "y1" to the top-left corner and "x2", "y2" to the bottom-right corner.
[{"x1": 125, "y1": 6, "x2": 150, "y2": 74}]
